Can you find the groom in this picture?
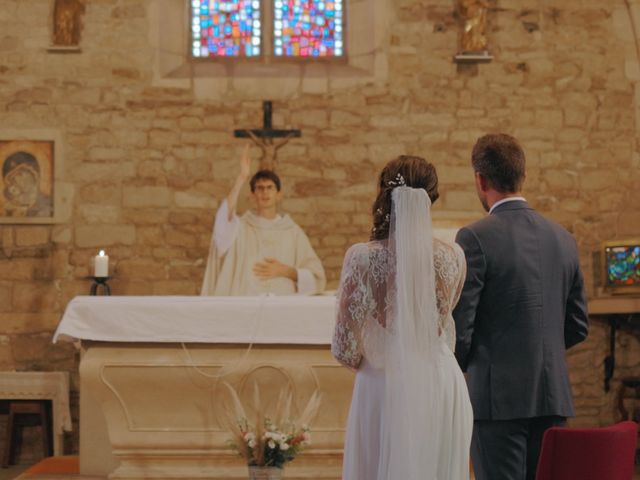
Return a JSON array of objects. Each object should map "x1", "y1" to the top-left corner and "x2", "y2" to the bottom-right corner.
[{"x1": 453, "y1": 133, "x2": 589, "y2": 480}]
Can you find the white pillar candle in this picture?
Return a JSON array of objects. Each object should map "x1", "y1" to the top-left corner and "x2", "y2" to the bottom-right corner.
[{"x1": 94, "y1": 250, "x2": 109, "y2": 277}]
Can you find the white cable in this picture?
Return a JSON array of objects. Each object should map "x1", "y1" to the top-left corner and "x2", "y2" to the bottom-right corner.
[{"x1": 180, "y1": 294, "x2": 267, "y2": 380}]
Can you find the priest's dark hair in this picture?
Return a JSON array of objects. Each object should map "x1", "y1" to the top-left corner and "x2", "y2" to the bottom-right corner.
[
  {"x1": 471, "y1": 133, "x2": 526, "y2": 193},
  {"x1": 370, "y1": 155, "x2": 439, "y2": 241},
  {"x1": 250, "y1": 169, "x2": 282, "y2": 192}
]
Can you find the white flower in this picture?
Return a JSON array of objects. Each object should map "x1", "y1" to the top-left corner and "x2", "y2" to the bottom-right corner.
[
  {"x1": 248, "y1": 439, "x2": 256, "y2": 448},
  {"x1": 268, "y1": 440, "x2": 276, "y2": 449},
  {"x1": 279, "y1": 434, "x2": 288, "y2": 443},
  {"x1": 280, "y1": 443, "x2": 290, "y2": 451}
]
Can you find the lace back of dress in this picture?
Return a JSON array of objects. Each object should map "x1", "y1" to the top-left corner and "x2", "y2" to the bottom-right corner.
[{"x1": 378, "y1": 187, "x2": 443, "y2": 480}]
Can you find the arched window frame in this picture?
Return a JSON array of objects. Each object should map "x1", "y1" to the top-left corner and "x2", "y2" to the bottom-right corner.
[
  {"x1": 148, "y1": 0, "x2": 390, "y2": 98},
  {"x1": 189, "y1": 0, "x2": 348, "y2": 63}
]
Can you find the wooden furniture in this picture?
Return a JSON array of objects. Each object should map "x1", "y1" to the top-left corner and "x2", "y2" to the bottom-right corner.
[
  {"x1": 0, "y1": 372, "x2": 71, "y2": 460},
  {"x1": 2, "y1": 401, "x2": 52, "y2": 468},
  {"x1": 617, "y1": 377, "x2": 640, "y2": 422},
  {"x1": 588, "y1": 297, "x2": 640, "y2": 391}
]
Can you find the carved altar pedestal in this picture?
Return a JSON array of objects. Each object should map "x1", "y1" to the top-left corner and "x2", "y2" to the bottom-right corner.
[{"x1": 55, "y1": 296, "x2": 352, "y2": 480}]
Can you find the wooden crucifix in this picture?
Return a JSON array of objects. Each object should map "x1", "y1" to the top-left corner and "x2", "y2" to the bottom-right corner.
[{"x1": 234, "y1": 101, "x2": 301, "y2": 171}]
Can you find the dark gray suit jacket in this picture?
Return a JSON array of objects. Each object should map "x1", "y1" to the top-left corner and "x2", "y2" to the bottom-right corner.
[{"x1": 453, "y1": 200, "x2": 589, "y2": 421}]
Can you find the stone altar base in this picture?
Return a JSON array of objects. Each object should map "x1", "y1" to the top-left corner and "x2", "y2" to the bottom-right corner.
[{"x1": 79, "y1": 342, "x2": 354, "y2": 480}]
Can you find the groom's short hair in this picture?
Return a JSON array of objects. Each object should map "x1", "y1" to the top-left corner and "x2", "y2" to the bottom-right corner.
[
  {"x1": 250, "y1": 169, "x2": 282, "y2": 192},
  {"x1": 472, "y1": 133, "x2": 526, "y2": 193}
]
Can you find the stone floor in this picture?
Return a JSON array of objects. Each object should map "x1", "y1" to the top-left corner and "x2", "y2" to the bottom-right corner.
[
  {"x1": 2, "y1": 461, "x2": 639, "y2": 480},
  {"x1": 0, "y1": 464, "x2": 29, "y2": 480}
]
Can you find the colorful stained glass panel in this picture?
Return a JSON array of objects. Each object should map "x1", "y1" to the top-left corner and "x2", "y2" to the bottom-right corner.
[
  {"x1": 191, "y1": 0, "x2": 261, "y2": 58},
  {"x1": 606, "y1": 245, "x2": 640, "y2": 286},
  {"x1": 273, "y1": 1, "x2": 344, "y2": 57}
]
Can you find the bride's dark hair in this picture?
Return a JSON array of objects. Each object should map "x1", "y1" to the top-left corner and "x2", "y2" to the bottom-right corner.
[{"x1": 370, "y1": 155, "x2": 439, "y2": 241}]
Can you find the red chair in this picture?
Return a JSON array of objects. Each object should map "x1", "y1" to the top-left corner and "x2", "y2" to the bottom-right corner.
[{"x1": 536, "y1": 421, "x2": 638, "y2": 480}]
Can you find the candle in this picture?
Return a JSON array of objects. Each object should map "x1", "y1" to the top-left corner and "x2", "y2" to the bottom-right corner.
[{"x1": 94, "y1": 250, "x2": 109, "y2": 277}]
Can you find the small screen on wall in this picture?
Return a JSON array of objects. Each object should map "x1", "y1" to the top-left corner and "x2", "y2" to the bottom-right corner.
[{"x1": 605, "y1": 244, "x2": 640, "y2": 287}]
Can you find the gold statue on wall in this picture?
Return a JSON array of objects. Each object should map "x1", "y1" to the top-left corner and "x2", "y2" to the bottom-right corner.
[
  {"x1": 458, "y1": 0, "x2": 489, "y2": 53},
  {"x1": 53, "y1": 0, "x2": 85, "y2": 47}
]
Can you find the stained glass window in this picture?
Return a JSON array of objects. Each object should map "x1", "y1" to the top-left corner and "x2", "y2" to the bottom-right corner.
[
  {"x1": 273, "y1": 1, "x2": 344, "y2": 57},
  {"x1": 191, "y1": 0, "x2": 262, "y2": 58}
]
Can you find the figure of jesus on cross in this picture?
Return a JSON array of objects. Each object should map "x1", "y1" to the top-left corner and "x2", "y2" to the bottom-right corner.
[{"x1": 233, "y1": 101, "x2": 301, "y2": 170}]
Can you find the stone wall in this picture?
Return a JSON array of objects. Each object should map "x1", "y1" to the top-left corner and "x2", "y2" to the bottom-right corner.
[{"x1": 0, "y1": 0, "x2": 639, "y2": 457}]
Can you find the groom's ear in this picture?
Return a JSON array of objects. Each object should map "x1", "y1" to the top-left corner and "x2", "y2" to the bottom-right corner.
[{"x1": 475, "y1": 171, "x2": 489, "y2": 192}]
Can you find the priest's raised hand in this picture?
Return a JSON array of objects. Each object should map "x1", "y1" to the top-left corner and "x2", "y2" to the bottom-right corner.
[{"x1": 225, "y1": 145, "x2": 252, "y2": 222}]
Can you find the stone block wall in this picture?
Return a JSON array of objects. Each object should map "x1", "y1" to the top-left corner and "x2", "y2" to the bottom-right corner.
[{"x1": 0, "y1": 0, "x2": 639, "y2": 456}]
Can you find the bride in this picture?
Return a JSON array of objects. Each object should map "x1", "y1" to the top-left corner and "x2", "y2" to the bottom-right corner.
[{"x1": 332, "y1": 155, "x2": 473, "y2": 480}]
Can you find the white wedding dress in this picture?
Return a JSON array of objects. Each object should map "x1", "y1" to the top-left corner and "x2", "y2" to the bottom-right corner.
[{"x1": 332, "y1": 187, "x2": 473, "y2": 480}]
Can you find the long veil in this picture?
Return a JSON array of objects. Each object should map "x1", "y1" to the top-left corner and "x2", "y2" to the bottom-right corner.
[{"x1": 378, "y1": 186, "x2": 443, "y2": 480}]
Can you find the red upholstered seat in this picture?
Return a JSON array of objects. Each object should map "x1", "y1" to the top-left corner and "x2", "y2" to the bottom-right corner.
[{"x1": 536, "y1": 421, "x2": 638, "y2": 480}]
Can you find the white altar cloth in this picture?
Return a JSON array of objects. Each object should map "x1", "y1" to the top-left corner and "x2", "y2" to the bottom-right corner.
[{"x1": 53, "y1": 295, "x2": 337, "y2": 344}]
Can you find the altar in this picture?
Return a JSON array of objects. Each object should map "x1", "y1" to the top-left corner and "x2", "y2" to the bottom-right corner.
[{"x1": 54, "y1": 295, "x2": 352, "y2": 480}]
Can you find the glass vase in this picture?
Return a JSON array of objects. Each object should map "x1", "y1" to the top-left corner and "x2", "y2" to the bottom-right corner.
[{"x1": 248, "y1": 466, "x2": 283, "y2": 480}]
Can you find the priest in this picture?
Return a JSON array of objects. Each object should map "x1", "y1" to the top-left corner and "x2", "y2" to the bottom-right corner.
[{"x1": 201, "y1": 148, "x2": 326, "y2": 296}]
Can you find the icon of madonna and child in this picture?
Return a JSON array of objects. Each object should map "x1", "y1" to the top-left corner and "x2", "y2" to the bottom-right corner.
[{"x1": 0, "y1": 140, "x2": 54, "y2": 219}]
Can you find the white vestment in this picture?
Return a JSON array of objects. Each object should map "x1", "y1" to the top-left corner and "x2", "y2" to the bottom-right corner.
[{"x1": 201, "y1": 200, "x2": 326, "y2": 296}]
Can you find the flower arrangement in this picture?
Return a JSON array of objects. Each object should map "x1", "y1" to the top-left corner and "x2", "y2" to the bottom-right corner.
[
  {"x1": 235, "y1": 417, "x2": 311, "y2": 468},
  {"x1": 223, "y1": 382, "x2": 321, "y2": 470}
]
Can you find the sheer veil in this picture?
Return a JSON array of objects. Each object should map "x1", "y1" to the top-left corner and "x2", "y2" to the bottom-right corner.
[{"x1": 378, "y1": 185, "x2": 443, "y2": 480}]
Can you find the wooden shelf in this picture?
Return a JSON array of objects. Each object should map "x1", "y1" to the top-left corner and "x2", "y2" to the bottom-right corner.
[{"x1": 589, "y1": 296, "x2": 640, "y2": 315}]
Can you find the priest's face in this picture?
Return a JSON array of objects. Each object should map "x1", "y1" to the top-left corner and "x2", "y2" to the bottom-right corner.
[{"x1": 251, "y1": 178, "x2": 281, "y2": 214}]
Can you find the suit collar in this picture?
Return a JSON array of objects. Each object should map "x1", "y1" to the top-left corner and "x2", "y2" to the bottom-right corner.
[{"x1": 490, "y1": 199, "x2": 530, "y2": 214}]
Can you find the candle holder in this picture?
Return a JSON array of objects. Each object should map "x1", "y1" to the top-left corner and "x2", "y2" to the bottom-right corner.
[{"x1": 90, "y1": 276, "x2": 111, "y2": 296}]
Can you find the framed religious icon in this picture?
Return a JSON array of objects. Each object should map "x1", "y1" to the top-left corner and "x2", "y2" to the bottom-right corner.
[{"x1": 0, "y1": 130, "x2": 68, "y2": 224}]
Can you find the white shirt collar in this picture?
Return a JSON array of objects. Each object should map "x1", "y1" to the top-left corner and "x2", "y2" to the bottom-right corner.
[{"x1": 489, "y1": 196, "x2": 527, "y2": 214}]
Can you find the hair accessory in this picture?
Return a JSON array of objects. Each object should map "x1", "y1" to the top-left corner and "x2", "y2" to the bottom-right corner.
[{"x1": 387, "y1": 173, "x2": 406, "y2": 187}]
